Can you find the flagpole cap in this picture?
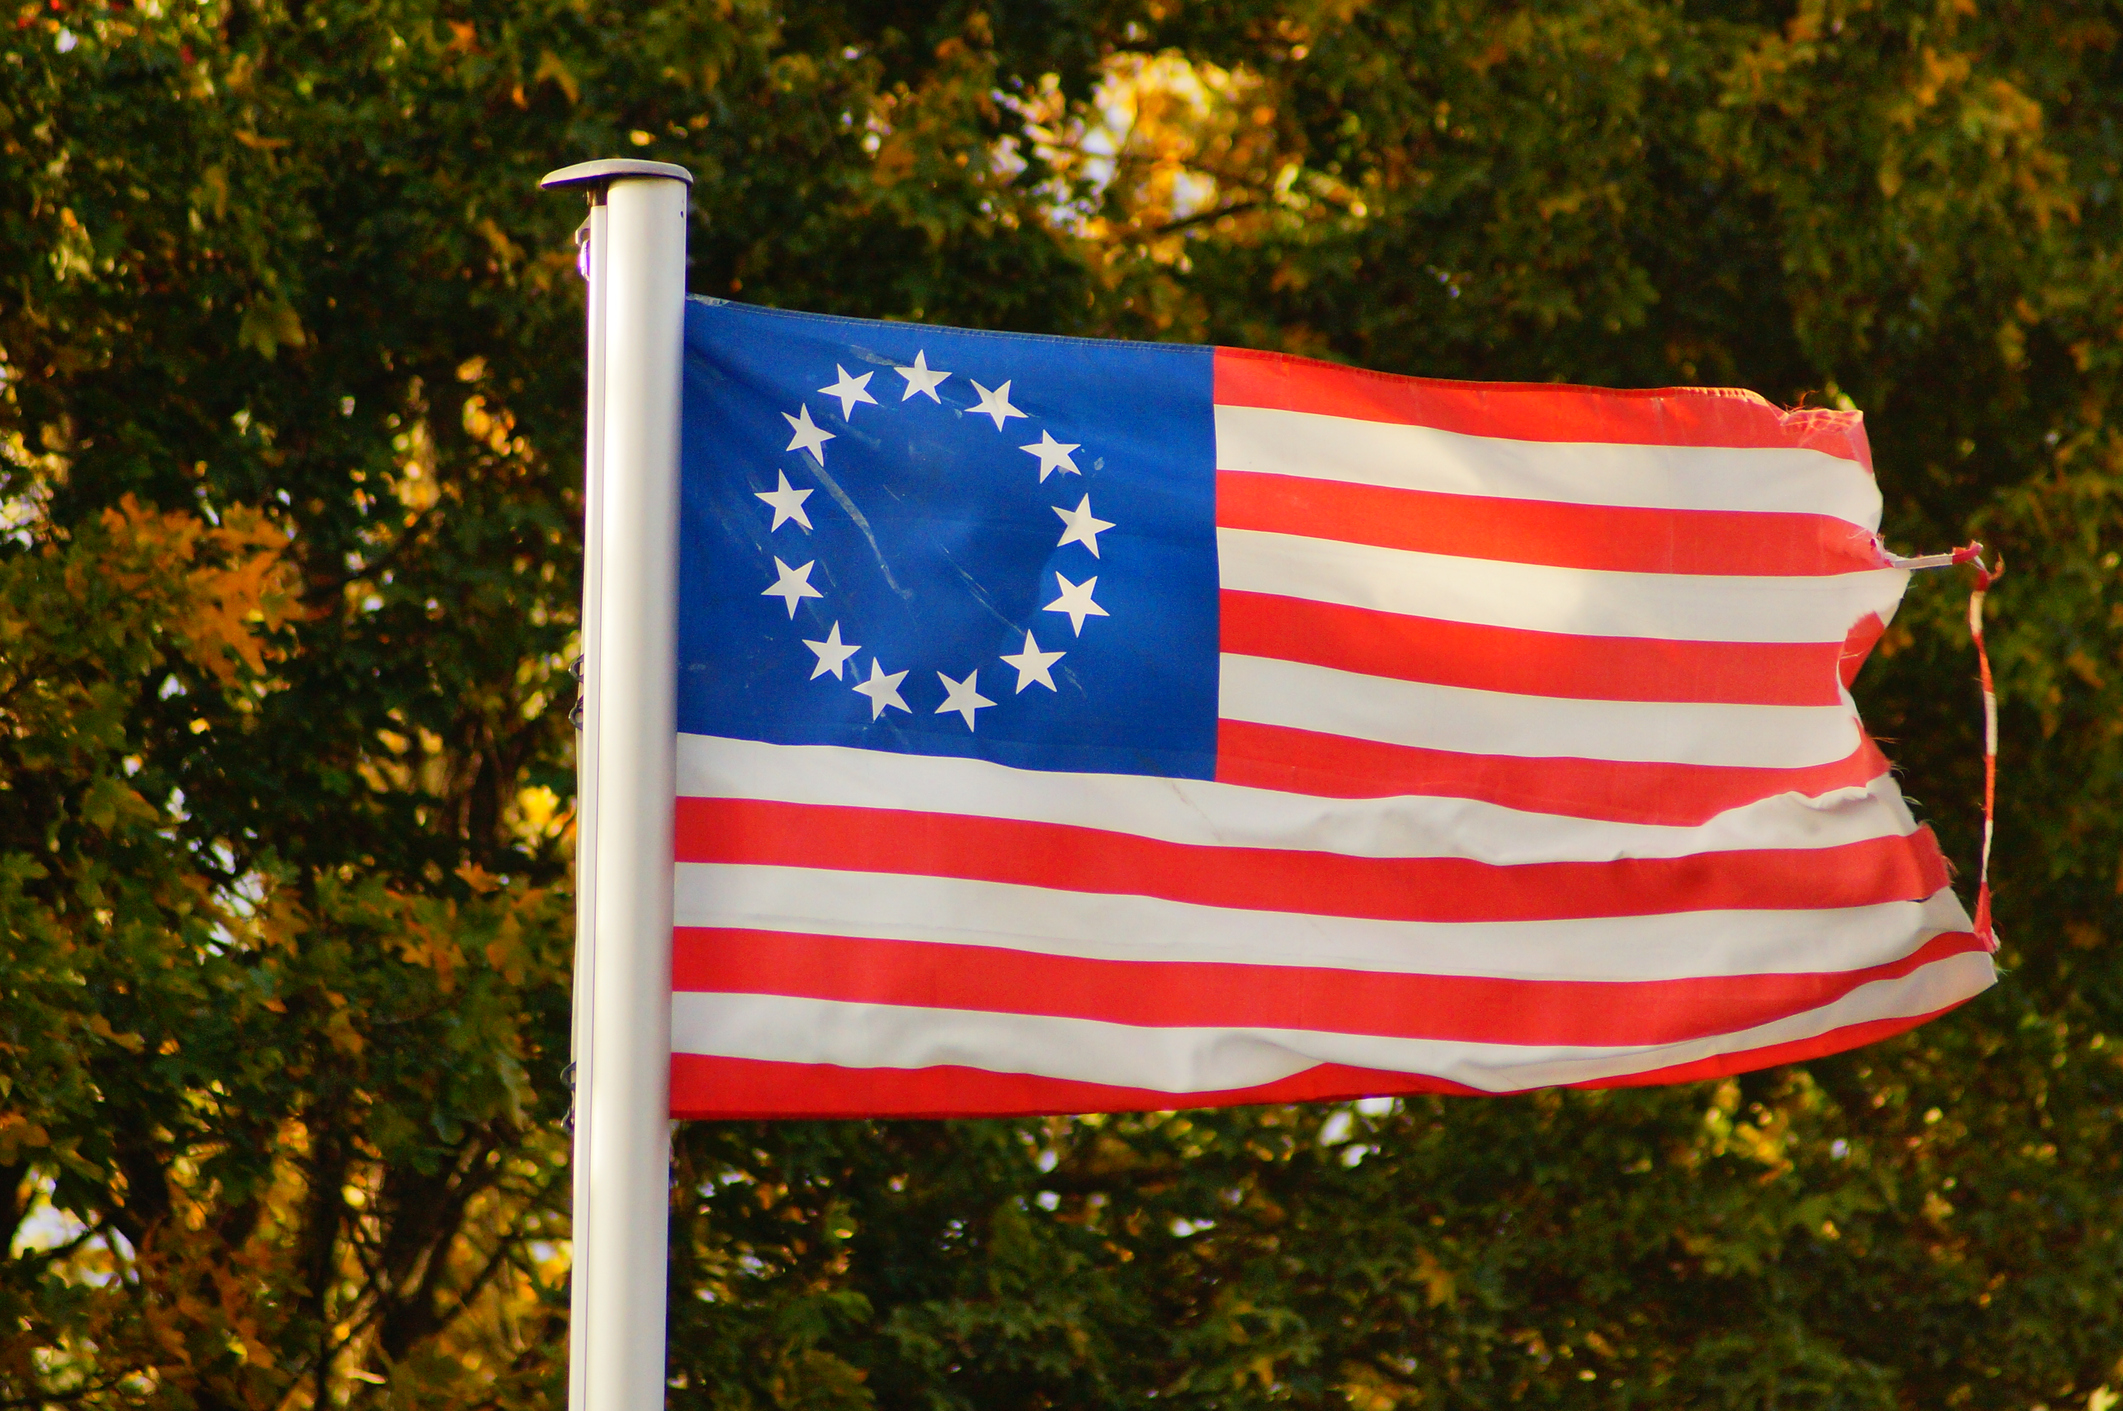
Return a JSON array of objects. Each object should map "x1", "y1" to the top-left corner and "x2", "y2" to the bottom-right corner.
[{"x1": 539, "y1": 158, "x2": 694, "y2": 195}]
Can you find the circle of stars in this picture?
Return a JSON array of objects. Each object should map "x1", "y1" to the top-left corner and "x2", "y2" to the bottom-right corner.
[{"x1": 751, "y1": 351, "x2": 1114, "y2": 730}]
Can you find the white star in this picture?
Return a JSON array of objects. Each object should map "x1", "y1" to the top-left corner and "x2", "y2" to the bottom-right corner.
[
  {"x1": 802, "y1": 621, "x2": 861, "y2": 680},
  {"x1": 999, "y1": 629, "x2": 1065, "y2": 693},
  {"x1": 934, "y1": 669, "x2": 995, "y2": 730},
  {"x1": 897, "y1": 350, "x2": 950, "y2": 403},
  {"x1": 783, "y1": 404, "x2": 835, "y2": 464},
  {"x1": 761, "y1": 557, "x2": 823, "y2": 617},
  {"x1": 968, "y1": 379, "x2": 1027, "y2": 431},
  {"x1": 818, "y1": 365, "x2": 877, "y2": 420},
  {"x1": 1019, "y1": 430, "x2": 1081, "y2": 482},
  {"x1": 1043, "y1": 572, "x2": 1110, "y2": 636},
  {"x1": 1052, "y1": 494, "x2": 1115, "y2": 558},
  {"x1": 754, "y1": 471, "x2": 814, "y2": 532},
  {"x1": 852, "y1": 658, "x2": 911, "y2": 719}
]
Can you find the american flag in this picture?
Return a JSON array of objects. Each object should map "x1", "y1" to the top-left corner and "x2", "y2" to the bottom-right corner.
[{"x1": 665, "y1": 300, "x2": 1993, "y2": 1119}]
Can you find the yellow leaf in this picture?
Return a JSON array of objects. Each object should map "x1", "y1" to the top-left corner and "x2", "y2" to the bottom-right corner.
[
  {"x1": 534, "y1": 50, "x2": 580, "y2": 104},
  {"x1": 455, "y1": 861, "x2": 500, "y2": 895},
  {"x1": 238, "y1": 297, "x2": 306, "y2": 360},
  {"x1": 324, "y1": 1006, "x2": 364, "y2": 1055},
  {"x1": 0, "y1": 1112, "x2": 51, "y2": 1163},
  {"x1": 477, "y1": 218, "x2": 523, "y2": 264},
  {"x1": 89, "y1": 1013, "x2": 147, "y2": 1054},
  {"x1": 1414, "y1": 1248, "x2": 1457, "y2": 1307},
  {"x1": 195, "y1": 165, "x2": 229, "y2": 220},
  {"x1": 516, "y1": 784, "x2": 560, "y2": 834}
]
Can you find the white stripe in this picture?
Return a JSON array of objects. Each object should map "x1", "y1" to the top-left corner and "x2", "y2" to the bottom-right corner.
[
  {"x1": 669, "y1": 951, "x2": 1993, "y2": 1095},
  {"x1": 1218, "y1": 527, "x2": 1908, "y2": 645},
  {"x1": 1215, "y1": 404, "x2": 1884, "y2": 528},
  {"x1": 676, "y1": 864, "x2": 1975, "y2": 983},
  {"x1": 678, "y1": 735, "x2": 1915, "y2": 865},
  {"x1": 1221, "y1": 655, "x2": 1858, "y2": 769}
]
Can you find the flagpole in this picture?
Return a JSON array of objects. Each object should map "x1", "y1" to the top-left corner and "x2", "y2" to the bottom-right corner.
[{"x1": 540, "y1": 157, "x2": 691, "y2": 1411}]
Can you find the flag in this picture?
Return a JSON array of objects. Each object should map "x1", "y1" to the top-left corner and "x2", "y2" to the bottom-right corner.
[{"x1": 667, "y1": 299, "x2": 1994, "y2": 1119}]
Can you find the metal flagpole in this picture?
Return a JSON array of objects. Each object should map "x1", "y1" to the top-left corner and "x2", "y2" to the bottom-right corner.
[
  {"x1": 561, "y1": 176, "x2": 609, "y2": 1411},
  {"x1": 540, "y1": 157, "x2": 691, "y2": 1411}
]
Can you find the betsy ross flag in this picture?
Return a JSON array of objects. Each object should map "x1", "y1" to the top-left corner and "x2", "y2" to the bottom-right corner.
[{"x1": 667, "y1": 299, "x2": 1994, "y2": 1119}]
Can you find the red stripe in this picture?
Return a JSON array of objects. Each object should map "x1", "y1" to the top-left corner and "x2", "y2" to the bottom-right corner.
[
  {"x1": 672, "y1": 1052, "x2": 1483, "y2": 1119},
  {"x1": 1221, "y1": 591, "x2": 1841, "y2": 706},
  {"x1": 1212, "y1": 347, "x2": 1873, "y2": 466},
  {"x1": 1216, "y1": 470, "x2": 1885, "y2": 576},
  {"x1": 672, "y1": 927, "x2": 1984, "y2": 1047},
  {"x1": 1215, "y1": 719, "x2": 1890, "y2": 828},
  {"x1": 1839, "y1": 612, "x2": 1887, "y2": 688},
  {"x1": 667, "y1": 1001, "x2": 1973, "y2": 1118},
  {"x1": 674, "y1": 798, "x2": 1949, "y2": 922}
]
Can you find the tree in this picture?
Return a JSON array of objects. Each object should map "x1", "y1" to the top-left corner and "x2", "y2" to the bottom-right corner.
[{"x1": 3, "y1": 0, "x2": 2119, "y2": 1407}]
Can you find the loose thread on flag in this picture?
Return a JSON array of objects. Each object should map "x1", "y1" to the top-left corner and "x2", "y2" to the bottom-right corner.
[
  {"x1": 1880, "y1": 538, "x2": 2002, "y2": 953},
  {"x1": 1966, "y1": 552, "x2": 2002, "y2": 952}
]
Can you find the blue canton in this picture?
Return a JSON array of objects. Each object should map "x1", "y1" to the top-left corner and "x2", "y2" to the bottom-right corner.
[{"x1": 678, "y1": 299, "x2": 1220, "y2": 779}]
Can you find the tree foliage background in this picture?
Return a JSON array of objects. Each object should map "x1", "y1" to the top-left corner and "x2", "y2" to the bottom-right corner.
[{"x1": 3, "y1": 0, "x2": 2120, "y2": 1406}]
